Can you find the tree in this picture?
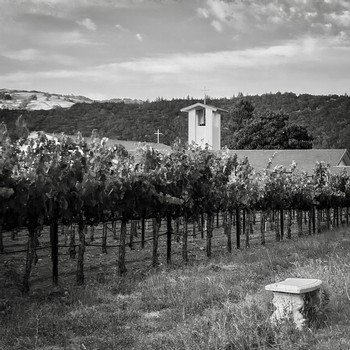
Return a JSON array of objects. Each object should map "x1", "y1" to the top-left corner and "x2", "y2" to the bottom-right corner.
[{"x1": 230, "y1": 110, "x2": 313, "y2": 149}]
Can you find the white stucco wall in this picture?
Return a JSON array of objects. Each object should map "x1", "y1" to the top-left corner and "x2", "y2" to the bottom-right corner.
[
  {"x1": 212, "y1": 111, "x2": 221, "y2": 150},
  {"x1": 187, "y1": 107, "x2": 222, "y2": 150}
]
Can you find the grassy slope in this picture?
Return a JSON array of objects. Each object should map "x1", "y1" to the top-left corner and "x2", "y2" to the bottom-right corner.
[{"x1": 1, "y1": 228, "x2": 350, "y2": 350}]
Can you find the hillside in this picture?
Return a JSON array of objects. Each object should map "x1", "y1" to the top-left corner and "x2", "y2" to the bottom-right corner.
[
  {"x1": 0, "y1": 89, "x2": 94, "y2": 110},
  {"x1": 0, "y1": 89, "x2": 143, "y2": 110},
  {"x1": 1, "y1": 91, "x2": 350, "y2": 150}
]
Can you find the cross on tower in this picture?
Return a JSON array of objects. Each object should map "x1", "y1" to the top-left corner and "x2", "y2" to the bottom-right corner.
[
  {"x1": 154, "y1": 129, "x2": 163, "y2": 144},
  {"x1": 202, "y1": 86, "x2": 209, "y2": 105}
]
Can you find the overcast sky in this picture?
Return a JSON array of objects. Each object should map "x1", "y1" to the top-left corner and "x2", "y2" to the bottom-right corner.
[{"x1": 1, "y1": 0, "x2": 350, "y2": 100}]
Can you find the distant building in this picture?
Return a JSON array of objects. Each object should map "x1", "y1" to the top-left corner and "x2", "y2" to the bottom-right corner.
[{"x1": 180, "y1": 102, "x2": 228, "y2": 150}]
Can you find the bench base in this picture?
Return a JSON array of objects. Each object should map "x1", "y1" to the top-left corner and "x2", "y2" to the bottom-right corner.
[
  {"x1": 266, "y1": 278, "x2": 323, "y2": 330},
  {"x1": 270, "y1": 289, "x2": 320, "y2": 330}
]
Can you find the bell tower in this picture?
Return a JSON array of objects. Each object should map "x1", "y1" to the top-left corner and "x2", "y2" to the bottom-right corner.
[{"x1": 180, "y1": 102, "x2": 228, "y2": 150}]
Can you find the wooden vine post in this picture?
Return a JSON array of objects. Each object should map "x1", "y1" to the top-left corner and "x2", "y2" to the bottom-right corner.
[
  {"x1": 297, "y1": 210, "x2": 303, "y2": 236},
  {"x1": 76, "y1": 221, "x2": 85, "y2": 285},
  {"x1": 182, "y1": 216, "x2": 188, "y2": 263},
  {"x1": 275, "y1": 210, "x2": 280, "y2": 241},
  {"x1": 102, "y1": 223, "x2": 108, "y2": 254},
  {"x1": 22, "y1": 226, "x2": 37, "y2": 295},
  {"x1": 166, "y1": 215, "x2": 172, "y2": 265},
  {"x1": 118, "y1": 220, "x2": 127, "y2": 275},
  {"x1": 308, "y1": 210, "x2": 312, "y2": 235},
  {"x1": 0, "y1": 224, "x2": 3, "y2": 252},
  {"x1": 326, "y1": 208, "x2": 331, "y2": 230},
  {"x1": 192, "y1": 218, "x2": 197, "y2": 239},
  {"x1": 317, "y1": 208, "x2": 322, "y2": 233},
  {"x1": 175, "y1": 217, "x2": 181, "y2": 243},
  {"x1": 89, "y1": 225, "x2": 95, "y2": 242},
  {"x1": 245, "y1": 210, "x2": 250, "y2": 248},
  {"x1": 337, "y1": 207, "x2": 340, "y2": 227},
  {"x1": 242, "y1": 210, "x2": 246, "y2": 237},
  {"x1": 141, "y1": 218, "x2": 145, "y2": 249},
  {"x1": 69, "y1": 225, "x2": 76, "y2": 259},
  {"x1": 206, "y1": 213, "x2": 213, "y2": 258},
  {"x1": 236, "y1": 208, "x2": 241, "y2": 249},
  {"x1": 260, "y1": 211, "x2": 266, "y2": 245},
  {"x1": 280, "y1": 209, "x2": 284, "y2": 240},
  {"x1": 112, "y1": 220, "x2": 117, "y2": 240},
  {"x1": 312, "y1": 205, "x2": 316, "y2": 234},
  {"x1": 287, "y1": 209, "x2": 292, "y2": 239},
  {"x1": 50, "y1": 220, "x2": 59, "y2": 286},
  {"x1": 129, "y1": 220, "x2": 137, "y2": 250},
  {"x1": 200, "y1": 213, "x2": 204, "y2": 239},
  {"x1": 152, "y1": 217, "x2": 161, "y2": 267},
  {"x1": 226, "y1": 211, "x2": 232, "y2": 253}
]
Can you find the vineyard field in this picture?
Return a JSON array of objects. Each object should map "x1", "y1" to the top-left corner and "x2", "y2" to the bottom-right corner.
[{"x1": 1, "y1": 131, "x2": 350, "y2": 294}]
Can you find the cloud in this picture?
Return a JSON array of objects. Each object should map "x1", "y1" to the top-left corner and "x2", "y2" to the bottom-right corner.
[
  {"x1": 197, "y1": 7, "x2": 209, "y2": 19},
  {"x1": 115, "y1": 24, "x2": 129, "y2": 32},
  {"x1": 1, "y1": 48, "x2": 78, "y2": 65},
  {"x1": 206, "y1": 0, "x2": 231, "y2": 22},
  {"x1": 197, "y1": 0, "x2": 350, "y2": 43},
  {"x1": 211, "y1": 20, "x2": 223, "y2": 32},
  {"x1": 326, "y1": 11, "x2": 350, "y2": 27},
  {"x1": 1, "y1": 35, "x2": 350, "y2": 99},
  {"x1": 2, "y1": 48, "x2": 39, "y2": 62},
  {"x1": 40, "y1": 30, "x2": 102, "y2": 47},
  {"x1": 77, "y1": 18, "x2": 97, "y2": 31},
  {"x1": 136, "y1": 33, "x2": 143, "y2": 41}
]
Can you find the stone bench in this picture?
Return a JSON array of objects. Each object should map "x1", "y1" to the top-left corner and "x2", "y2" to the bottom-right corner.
[{"x1": 265, "y1": 278, "x2": 323, "y2": 329}]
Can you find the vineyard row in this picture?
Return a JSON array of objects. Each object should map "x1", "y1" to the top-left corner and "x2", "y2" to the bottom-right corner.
[{"x1": 1, "y1": 133, "x2": 350, "y2": 293}]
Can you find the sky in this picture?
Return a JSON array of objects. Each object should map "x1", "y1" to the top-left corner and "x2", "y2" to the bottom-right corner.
[{"x1": 1, "y1": 0, "x2": 350, "y2": 100}]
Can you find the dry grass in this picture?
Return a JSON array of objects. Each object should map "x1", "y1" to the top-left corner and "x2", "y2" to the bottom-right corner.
[{"x1": 1, "y1": 228, "x2": 350, "y2": 350}]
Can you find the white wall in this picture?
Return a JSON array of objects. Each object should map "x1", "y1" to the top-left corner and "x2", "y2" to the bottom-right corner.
[{"x1": 187, "y1": 107, "x2": 221, "y2": 150}]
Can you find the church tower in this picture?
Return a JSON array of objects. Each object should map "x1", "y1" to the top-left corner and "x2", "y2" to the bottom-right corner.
[{"x1": 180, "y1": 102, "x2": 228, "y2": 150}]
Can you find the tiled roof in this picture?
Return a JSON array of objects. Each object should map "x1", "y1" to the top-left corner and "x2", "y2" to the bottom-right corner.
[
  {"x1": 48, "y1": 132, "x2": 172, "y2": 154},
  {"x1": 85, "y1": 137, "x2": 172, "y2": 153},
  {"x1": 227, "y1": 149, "x2": 350, "y2": 174}
]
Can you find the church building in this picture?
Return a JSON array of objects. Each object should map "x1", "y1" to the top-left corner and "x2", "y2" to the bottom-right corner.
[{"x1": 180, "y1": 101, "x2": 350, "y2": 174}]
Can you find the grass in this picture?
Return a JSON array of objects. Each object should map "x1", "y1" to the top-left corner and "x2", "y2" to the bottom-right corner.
[{"x1": 1, "y1": 228, "x2": 350, "y2": 350}]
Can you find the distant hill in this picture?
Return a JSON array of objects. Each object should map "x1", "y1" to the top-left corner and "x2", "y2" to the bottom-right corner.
[
  {"x1": 0, "y1": 89, "x2": 143, "y2": 110},
  {"x1": 0, "y1": 89, "x2": 94, "y2": 110},
  {"x1": 1, "y1": 90, "x2": 350, "y2": 151}
]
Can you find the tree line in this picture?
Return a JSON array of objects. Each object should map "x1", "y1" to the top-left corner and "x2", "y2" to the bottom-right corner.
[{"x1": 1, "y1": 92, "x2": 349, "y2": 149}]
